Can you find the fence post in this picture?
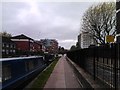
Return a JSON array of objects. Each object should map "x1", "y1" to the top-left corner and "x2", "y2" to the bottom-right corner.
[
  {"x1": 118, "y1": 43, "x2": 120, "y2": 89},
  {"x1": 112, "y1": 43, "x2": 117, "y2": 89},
  {"x1": 93, "y1": 47, "x2": 96, "y2": 80}
]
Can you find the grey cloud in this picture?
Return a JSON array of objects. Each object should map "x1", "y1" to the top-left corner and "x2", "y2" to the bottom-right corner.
[{"x1": 2, "y1": 2, "x2": 94, "y2": 49}]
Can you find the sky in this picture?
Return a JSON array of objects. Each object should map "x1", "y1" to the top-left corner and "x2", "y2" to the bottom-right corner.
[{"x1": 1, "y1": 1, "x2": 107, "y2": 49}]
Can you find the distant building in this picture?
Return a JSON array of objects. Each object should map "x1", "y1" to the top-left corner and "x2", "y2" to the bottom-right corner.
[
  {"x1": 40, "y1": 39, "x2": 51, "y2": 47},
  {"x1": 41, "y1": 45, "x2": 46, "y2": 52},
  {"x1": 33, "y1": 41, "x2": 42, "y2": 52},
  {"x1": 79, "y1": 32, "x2": 97, "y2": 49},
  {"x1": 40, "y1": 39, "x2": 58, "y2": 54},
  {"x1": 35, "y1": 41, "x2": 46, "y2": 52},
  {"x1": 49, "y1": 39, "x2": 59, "y2": 53},
  {"x1": 11, "y1": 34, "x2": 42, "y2": 54},
  {"x1": 2, "y1": 37, "x2": 16, "y2": 57}
]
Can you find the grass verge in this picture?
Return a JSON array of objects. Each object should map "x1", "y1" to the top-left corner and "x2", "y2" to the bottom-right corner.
[{"x1": 30, "y1": 57, "x2": 59, "y2": 89}]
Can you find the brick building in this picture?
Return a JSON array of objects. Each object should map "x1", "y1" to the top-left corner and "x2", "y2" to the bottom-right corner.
[
  {"x1": 35, "y1": 41, "x2": 46, "y2": 52},
  {"x1": 33, "y1": 41, "x2": 42, "y2": 52},
  {"x1": 2, "y1": 37, "x2": 16, "y2": 57},
  {"x1": 11, "y1": 34, "x2": 42, "y2": 55}
]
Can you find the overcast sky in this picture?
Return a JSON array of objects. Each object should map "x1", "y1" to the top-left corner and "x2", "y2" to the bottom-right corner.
[{"x1": 2, "y1": 1, "x2": 99, "y2": 49}]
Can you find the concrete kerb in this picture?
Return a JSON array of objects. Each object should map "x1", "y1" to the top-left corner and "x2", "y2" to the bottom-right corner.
[{"x1": 66, "y1": 57, "x2": 104, "y2": 89}]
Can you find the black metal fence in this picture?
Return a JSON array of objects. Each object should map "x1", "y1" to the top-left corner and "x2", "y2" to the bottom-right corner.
[{"x1": 67, "y1": 43, "x2": 120, "y2": 89}]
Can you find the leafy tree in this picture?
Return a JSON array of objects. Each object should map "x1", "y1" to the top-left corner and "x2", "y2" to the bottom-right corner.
[
  {"x1": 81, "y1": 2, "x2": 116, "y2": 44},
  {"x1": 58, "y1": 46, "x2": 65, "y2": 54},
  {"x1": 70, "y1": 45, "x2": 76, "y2": 50},
  {"x1": 76, "y1": 42, "x2": 81, "y2": 49}
]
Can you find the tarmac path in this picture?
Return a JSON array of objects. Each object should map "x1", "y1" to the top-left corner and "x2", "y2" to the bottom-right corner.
[{"x1": 44, "y1": 56, "x2": 81, "y2": 88}]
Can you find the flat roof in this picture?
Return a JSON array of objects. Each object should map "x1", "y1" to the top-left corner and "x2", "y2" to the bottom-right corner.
[{"x1": 0, "y1": 56, "x2": 43, "y2": 62}]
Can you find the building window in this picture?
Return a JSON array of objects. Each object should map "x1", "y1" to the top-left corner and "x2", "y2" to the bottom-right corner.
[
  {"x1": 11, "y1": 45, "x2": 15, "y2": 48},
  {"x1": 2, "y1": 49, "x2": 5, "y2": 52},
  {"x1": 10, "y1": 45, "x2": 13, "y2": 48},
  {"x1": 6, "y1": 50, "x2": 9, "y2": 54},
  {"x1": 30, "y1": 49, "x2": 32, "y2": 51},
  {"x1": 6, "y1": 44, "x2": 9, "y2": 48},
  {"x1": 9, "y1": 44, "x2": 11, "y2": 47},
  {"x1": 10, "y1": 50, "x2": 12, "y2": 53},
  {"x1": 2, "y1": 65, "x2": 11, "y2": 82},
  {"x1": 13, "y1": 50, "x2": 15, "y2": 53},
  {"x1": 13, "y1": 45, "x2": 16, "y2": 48},
  {"x1": 2, "y1": 43, "x2": 4, "y2": 47}
]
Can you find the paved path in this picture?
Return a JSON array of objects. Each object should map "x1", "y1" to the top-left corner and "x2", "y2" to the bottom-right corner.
[{"x1": 44, "y1": 56, "x2": 81, "y2": 88}]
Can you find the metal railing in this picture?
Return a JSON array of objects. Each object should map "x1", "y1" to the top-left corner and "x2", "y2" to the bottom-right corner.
[{"x1": 67, "y1": 43, "x2": 120, "y2": 89}]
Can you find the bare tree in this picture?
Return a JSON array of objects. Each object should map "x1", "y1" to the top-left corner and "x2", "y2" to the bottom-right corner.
[
  {"x1": 0, "y1": 31, "x2": 12, "y2": 37},
  {"x1": 81, "y1": 2, "x2": 116, "y2": 44}
]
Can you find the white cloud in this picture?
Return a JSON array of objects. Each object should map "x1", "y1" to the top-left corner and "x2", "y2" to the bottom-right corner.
[
  {"x1": 59, "y1": 39, "x2": 77, "y2": 43},
  {"x1": 59, "y1": 39, "x2": 77, "y2": 49}
]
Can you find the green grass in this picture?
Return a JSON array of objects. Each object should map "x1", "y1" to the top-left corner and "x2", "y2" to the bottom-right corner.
[{"x1": 30, "y1": 57, "x2": 59, "y2": 89}]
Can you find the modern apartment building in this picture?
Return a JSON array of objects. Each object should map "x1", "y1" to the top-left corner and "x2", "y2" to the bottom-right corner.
[{"x1": 78, "y1": 32, "x2": 96, "y2": 49}]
